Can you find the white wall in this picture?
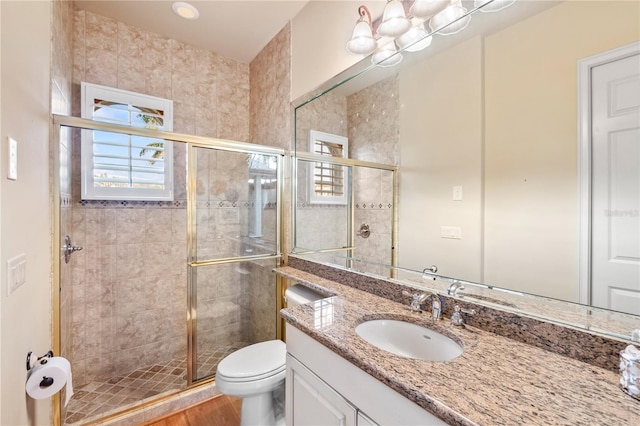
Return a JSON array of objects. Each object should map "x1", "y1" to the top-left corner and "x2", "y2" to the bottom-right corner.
[
  {"x1": 398, "y1": 36, "x2": 484, "y2": 282},
  {"x1": 0, "y1": 1, "x2": 53, "y2": 425},
  {"x1": 291, "y1": 0, "x2": 386, "y2": 101},
  {"x1": 483, "y1": 0, "x2": 640, "y2": 301}
]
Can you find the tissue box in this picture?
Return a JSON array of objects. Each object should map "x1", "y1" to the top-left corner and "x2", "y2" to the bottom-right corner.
[{"x1": 620, "y1": 350, "x2": 640, "y2": 400}]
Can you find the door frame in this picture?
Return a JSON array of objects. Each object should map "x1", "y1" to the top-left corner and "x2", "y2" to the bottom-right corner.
[{"x1": 577, "y1": 41, "x2": 640, "y2": 305}]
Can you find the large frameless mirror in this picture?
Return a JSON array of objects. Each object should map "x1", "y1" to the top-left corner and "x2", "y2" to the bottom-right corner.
[{"x1": 291, "y1": 0, "x2": 640, "y2": 338}]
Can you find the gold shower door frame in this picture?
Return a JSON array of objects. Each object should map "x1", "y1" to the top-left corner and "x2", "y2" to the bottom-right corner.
[
  {"x1": 186, "y1": 142, "x2": 284, "y2": 385},
  {"x1": 51, "y1": 114, "x2": 285, "y2": 424}
]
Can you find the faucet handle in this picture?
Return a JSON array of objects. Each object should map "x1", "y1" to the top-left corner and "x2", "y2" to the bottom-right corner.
[
  {"x1": 451, "y1": 305, "x2": 475, "y2": 327},
  {"x1": 402, "y1": 290, "x2": 423, "y2": 312}
]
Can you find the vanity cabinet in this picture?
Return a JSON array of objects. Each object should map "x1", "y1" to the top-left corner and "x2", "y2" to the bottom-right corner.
[
  {"x1": 285, "y1": 324, "x2": 447, "y2": 426},
  {"x1": 286, "y1": 354, "x2": 358, "y2": 425}
]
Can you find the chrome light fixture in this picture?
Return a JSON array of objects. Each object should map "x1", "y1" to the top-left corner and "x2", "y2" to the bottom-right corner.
[
  {"x1": 475, "y1": 0, "x2": 517, "y2": 13},
  {"x1": 410, "y1": 0, "x2": 450, "y2": 19},
  {"x1": 346, "y1": 0, "x2": 513, "y2": 68},
  {"x1": 377, "y1": 0, "x2": 412, "y2": 37},
  {"x1": 346, "y1": 5, "x2": 377, "y2": 55},
  {"x1": 396, "y1": 24, "x2": 432, "y2": 52},
  {"x1": 429, "y1": 0, "x2": 470, "y2": 35}
]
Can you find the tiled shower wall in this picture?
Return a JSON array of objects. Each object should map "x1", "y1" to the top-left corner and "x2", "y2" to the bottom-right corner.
[
  {"x1": 347, "y1": 76, "x2": 399, "y2": 272},
  {"x1": 69, "y1": 8, "x2": 276, "y2": 387}
]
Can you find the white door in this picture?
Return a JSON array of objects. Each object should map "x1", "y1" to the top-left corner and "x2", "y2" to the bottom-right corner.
[{"x1": 591, "y1": 49, "x2": 640, "y2": 315}]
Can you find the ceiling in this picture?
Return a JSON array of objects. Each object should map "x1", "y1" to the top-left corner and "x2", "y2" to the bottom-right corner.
[{"x1": 74, "y1": 0, "x2": 309, "y2": 63}]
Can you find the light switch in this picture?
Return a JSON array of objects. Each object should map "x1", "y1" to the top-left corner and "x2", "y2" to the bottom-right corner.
[
  {"x1": 7, "y1": 253, "x2": 26, "y2": 295},
  {"x1": 441, "y1": 226, "x2": 462, "y2": 239},
  {"x1": 453, "y1": 186, "x2": 462, "y2": 201},
  {"x1": 8, "y1": 137, "x2": 17, "y2": 180}
]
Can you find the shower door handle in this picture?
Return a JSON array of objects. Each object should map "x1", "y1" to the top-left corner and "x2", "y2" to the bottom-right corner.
[{"x1": 62, "y1": 235, "x2": 83, "y2": 264}]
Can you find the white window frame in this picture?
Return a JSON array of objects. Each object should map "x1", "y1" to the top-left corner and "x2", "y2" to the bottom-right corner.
[
  {"x1": 80, "y1": 82, "x2": 174, "y2": 201},
  {"x1": 308, "y1": 130, "x2": 348, "y2": 205}
]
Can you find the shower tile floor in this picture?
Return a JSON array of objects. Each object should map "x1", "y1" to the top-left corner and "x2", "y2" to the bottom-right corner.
[{"x1": 64, "y1": 345, "x2": 245, "y2": 425}]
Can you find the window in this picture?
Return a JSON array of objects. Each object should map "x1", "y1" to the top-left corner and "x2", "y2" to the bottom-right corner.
[
  {"x1": 81, "y1": 82, "x2": 174, "y2": 200},
  {"x1": 309, "y1": 130, "x2": 348, "y2": 205}
]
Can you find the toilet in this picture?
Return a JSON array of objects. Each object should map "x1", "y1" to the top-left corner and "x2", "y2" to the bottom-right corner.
[{"x1": 215, "y1": 284, "x2": 324, "y2": 426}]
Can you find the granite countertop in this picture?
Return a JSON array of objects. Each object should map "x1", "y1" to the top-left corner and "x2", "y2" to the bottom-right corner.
[{"x1": 276, "y1": 266, "x2": 640, "y2": 426}]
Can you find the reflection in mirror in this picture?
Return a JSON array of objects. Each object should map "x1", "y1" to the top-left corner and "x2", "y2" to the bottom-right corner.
[
  {"x1": 292, "y1": 0, "x2": 640, "y2": 321},
  {"x1": 309, "y1": 130, "x2": 348, "y2": 205},
  {"x1": 294, "y1": 158, "x2": 397, "y2": 275},
  {"x1": 294, "y1": 158, "x2": 351, "y2": 253},
  {"x1": 194, "y1": 148, "x2": 279, "y2": 261}
]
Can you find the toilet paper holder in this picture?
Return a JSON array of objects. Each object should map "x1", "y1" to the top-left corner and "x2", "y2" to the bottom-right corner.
[
  {"x1": 26, "y1": 350, "x2": 54, "y2": 371},
  {"x1": 26, "y1": 350, "x2": 55, "y2": 388}
]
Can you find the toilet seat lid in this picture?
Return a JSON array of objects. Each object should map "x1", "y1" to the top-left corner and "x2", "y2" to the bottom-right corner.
[{"x1": 216, "y1": 340, "x2": 286, "y2": 381}]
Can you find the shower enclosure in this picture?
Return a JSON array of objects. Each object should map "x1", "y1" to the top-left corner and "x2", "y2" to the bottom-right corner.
[
  {"x1": 54, "y1": 115, "x2": 283, "y2": 424},
  {"x1": 293, "y1": 155, "x2": 397, "y2": 277}
]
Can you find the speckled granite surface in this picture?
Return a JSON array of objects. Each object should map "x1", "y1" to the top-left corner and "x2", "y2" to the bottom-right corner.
[
  {"x1": 288, "y1": 257, "x2": 635, "y2": 372},
  {"x1": 276, "y1": 266, "x2": 640, "y2": 426},
  {"x1": 286, "y1": 256, "x2": 640, "y2": 341}
]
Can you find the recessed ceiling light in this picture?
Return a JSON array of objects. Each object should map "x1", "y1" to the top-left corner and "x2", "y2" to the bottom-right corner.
[{"x1": 172, "y1": 2, "x2": 199, "y2": 20}]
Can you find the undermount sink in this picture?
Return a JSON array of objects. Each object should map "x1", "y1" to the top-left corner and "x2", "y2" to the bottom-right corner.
[{"x1": 355, "y1": 319, "x2": 463, "y2": 362}]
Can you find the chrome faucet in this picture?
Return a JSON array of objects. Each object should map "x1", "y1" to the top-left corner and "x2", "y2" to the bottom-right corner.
[
  {"x1": 403, "y1": 290, "x2": 442, "y2": 320},
  {"x1": 447, "y1": 281, "x2": 465, "y2": 297}
]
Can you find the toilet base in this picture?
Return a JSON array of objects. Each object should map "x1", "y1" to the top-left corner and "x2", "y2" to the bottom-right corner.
[{"x1": 240, "y1": 385, "x2": 285, "y2": 426}]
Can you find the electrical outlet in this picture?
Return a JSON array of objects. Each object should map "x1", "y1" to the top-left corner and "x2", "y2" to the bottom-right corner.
[{"x1": 7, "y1": 253, "x2": 27, "y2": 295}]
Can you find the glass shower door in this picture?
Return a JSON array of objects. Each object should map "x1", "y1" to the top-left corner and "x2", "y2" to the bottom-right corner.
[{"x1": 188, "y1": 145, "x2": 282, "y2": 383}]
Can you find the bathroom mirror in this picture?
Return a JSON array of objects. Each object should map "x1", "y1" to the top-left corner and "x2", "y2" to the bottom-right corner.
[{"x1": 292, "y1": 0, "x2": 640, "y2": 319}]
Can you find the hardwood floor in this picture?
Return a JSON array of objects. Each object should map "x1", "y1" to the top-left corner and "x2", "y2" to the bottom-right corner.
[{"x1": 141, "y1": 395, "x2": 241, "y2": 426}]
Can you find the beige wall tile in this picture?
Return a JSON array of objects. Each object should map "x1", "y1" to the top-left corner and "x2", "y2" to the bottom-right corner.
[
  {"x1": 85, "y1": 12, "x2": 117, "y2": 52},
  {"x1": 117, "y1": 22, "x2": 145, "y2": 58},
  {"x1": 195, "y1": 49, "x2": 218, "y2": 82},
  {"x1": 171, "y1": 69, "x2": 196, "y2": 104},
  {"x1": 145, "y1": 67, "x2": 172, "y2": 99},
  {"x1": 85, "y1": 47, "x2": 118, "y2": 87},
  {"x1": 116, "y1": 209, "x2": 146, "y2": 243},
  {"x1": 171, "y1": 39, "x2": 196, "y2": 72},
  {"x1": 173, "y1": 101, "x2": 196, "y2": 134},
  {"x1": 115, "y1": 243, "x2": 146, "y2": 279},
  {"x1": 145, "y1": 209, "x2": 172, "y2": 242},
  {"x1": 68, "y1": 9, "x2": 290, "y2": 390},
  {"x1": 171, "y1": 209, "x2": 186, "y2": 243},
  {"x1": 117, "y1": 55, "x2": 146, "y2": 93}
]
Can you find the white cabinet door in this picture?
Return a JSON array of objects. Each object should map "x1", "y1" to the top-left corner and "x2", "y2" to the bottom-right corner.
[
  {"x1": 286, "y1": 354, "x2": 357, "y2": 426},
  {"x1": 357, "y1": 411, "x2": 379, "y2": 426}
]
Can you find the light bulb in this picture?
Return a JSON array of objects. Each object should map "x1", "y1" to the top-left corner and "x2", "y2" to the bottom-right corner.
[
  {"x1": 410, "y1": 0, "x2": 450, "y2": 19},
  {"x1": 429, "y1": 0, "x2": 470, "y2": 35},
  {"x1": 377, "y1": 0, "x2": 411, "y2": 38},
  {"x1": 475, "y1": 0, "x2": 517, "y2": 13},
  {"x1": 371, "y1": 43, "x2": 403, "y2": 67},
  {"x1": 346, "y1": 19, "x2": 376, "y2": 55},
  {"x1": 396, "y1": 25, "x2": 432, "y2": 52}
]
